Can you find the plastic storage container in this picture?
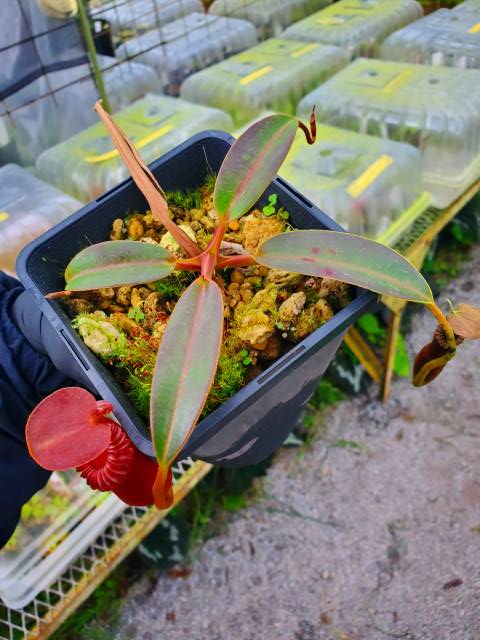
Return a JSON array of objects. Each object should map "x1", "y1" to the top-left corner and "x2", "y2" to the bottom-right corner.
[
  {"x1": 35, "y1": 94, "x2": 233, "y2": 202},
  {"x1": 0, "y1": 56, "x2": 162, "y2": 168},
  {"x1": 0, "y1": 165, "x2": 82, "y2": 274},
  {"x1": 209, "y1": 0, "x2": 333, "y2": 39},
  {"x1": 181, "y1": 38, "x2": 350, "y2": 125},
  {"x1": 19, "y1": 131, "x2": 375, "y2": 468},
  {"x1": 92, "y1": 0, "x2": 204, "y2": 37},
  {"x1": 116, "y1": 12, "x2": 258, "y2": 95},
  {"x1": 380, "y1": 9, "x2": 480, "y2": 69},
  {"x1": 280, "y1": 125, "x2": 430, "y2": 244},
  {"x1": 282, "y1": 0, "x2": 423, "y2": 57},
  {"x1": 298, "y1": 58, "x2": 480, "y2": 208},
  {"x1": 452, "y1": 0, "x2": 480, "y2": 15}
]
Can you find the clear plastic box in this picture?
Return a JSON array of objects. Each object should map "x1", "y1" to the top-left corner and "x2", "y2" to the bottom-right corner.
[
  {"x1": 280, "y1": 125, "x2": 430, "y2": 244},
  {"x1": 0, "y1": 164, "x2": 82, "y2": 273},
  {"x1": 452, "y1": 0, "x2": 480, "y2": 15},
  {"x1": 282, "y1": 0, "x2": 423, "y2": 57},
  {"x1": 297, "y1": 58, "x2": 480, "y2": 208},
  {"x1": 116, "y1": 12, "x2": 258, "y2": 95},
  {"x1": 181, "y1": 38, "x2": 349, "y2": 125},
  {"x1": 208, "y1": 0, "x2": 333, "y2": 40},
  {"x1": 380, "y1": 9, "x2": 480, "y2": 69},
  {"x1": 35, "y1": 94, "x2": 233, "y2": 202},
  {"x1": 92, "y1": 0, "x2": 204, "y2": 37}
]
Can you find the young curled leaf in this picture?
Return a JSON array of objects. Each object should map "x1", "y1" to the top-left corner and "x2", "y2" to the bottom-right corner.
[
  {"x1": 256, "y1": 230, "x2": 433, "y2": 303},
  {"x1": 150, "y1": 277, "x2": 224, "y2": 509},
  {"x1": 65, "y1": 240, "x2": 175, "y2": 290},
  {"x1": 447, "y1": 303, "x2": 480, "y2": 340}
]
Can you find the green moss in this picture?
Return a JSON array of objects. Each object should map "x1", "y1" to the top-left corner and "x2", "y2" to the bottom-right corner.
[
  {"x1": 202, "y1": 353, "x2": 246, "y2": 417},
  {"x1": 153, "y1": 271, "x2": 195, "y2": 300},
  {"x1": 126, "y1": 372, "x2": 151, "y2": 420},
  {"x1": 203, "y1": 172, "x2": 216, "y2": 193},
  {"x1": 166, "y1": 187, "x2": 202, "y2": 210}
]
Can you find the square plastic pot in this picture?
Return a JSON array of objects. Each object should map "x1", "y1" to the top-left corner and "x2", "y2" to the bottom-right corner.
[{"x1": 17, "y1": 132, "x2": 376, "y2": 469}]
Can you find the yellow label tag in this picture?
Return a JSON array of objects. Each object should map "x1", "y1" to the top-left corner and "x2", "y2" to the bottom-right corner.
[
  {"x1": 347, "y1": 155, "x2": 394, "y2": 199},
  {"x1": 383, "y1": 69, "x2": 413, "y2": 93},
  {"x1": 0, "y1": 211, "x2": 9, "y2": 223},
  {"x1": 239, "y1": 66, "x2": 273, "y2": 86},
  {"x1": 84, "y1": 125, "x2": 174, "y2": 164},
  {"x1": 468, "y1": 22, "x2": 480, "y2": 33},
  {"x1": 316, "y1": 16, "x2": 345, "y2": 25},
  {"x1": 291, "y1": 43, "x2": 319, "y2": 58}
]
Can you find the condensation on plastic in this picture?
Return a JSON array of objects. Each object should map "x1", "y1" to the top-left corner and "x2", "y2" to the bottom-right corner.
[
  {"x1": 209, "y1": 0, "x2": 333, "y2": 40},
  {"x1": 452, "y1": 0, "x2": 480, "y2": 15},
  {"x1": 116, "y1": 12, "x2": 258, "y2": 95},
  {"x1": 181, "y1": 38, "x2": 350, "y2": 125},
  {"x1": 35, "y1": 94, "x2": 233, "y2": 202},
  {"x1": 297, "y1": 58, "x2": 480, "y2": 208},
  {"x1": 0, "y1": 56, "x2": 162, "y2": 168},
  {"x1": 282, "y1": 0, "x2": 423, "y2": 57},
  {"x1": 91, "y1": 0, "x2": 204, "y2": 37},
  {"x1": 380, "y1": 9, "x2": 480, "y2": 69},
  {"x1": 0, "y1": 471, "x2": 103, "y2": 584},
  {"x1": 0, "y1": 165, "x2": 82, "y2": 273},
  {"x1": 280, "y1": 125, "x2": 430, "y2": 243}
]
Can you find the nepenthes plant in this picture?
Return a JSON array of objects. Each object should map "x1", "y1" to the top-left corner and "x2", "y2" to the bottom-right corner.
[{"x1": 26, "y1": 103, "x2": 480, "y2": 509}]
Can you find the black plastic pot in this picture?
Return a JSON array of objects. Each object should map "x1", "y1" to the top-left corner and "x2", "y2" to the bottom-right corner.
[{"x1": 17, "y1": 132, "x2": 375, "y2": 468}]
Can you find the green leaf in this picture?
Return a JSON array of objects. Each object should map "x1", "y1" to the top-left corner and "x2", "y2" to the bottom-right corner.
[
  {"x1": 150, "y1": 277, "x2": 223, "y2": 505},
  {"x1": 256, "y1": 231, "x2": 433, "y2": 303},
  {"x1": 65, "y1": 240, "x2": 175, "y2": 290},
  {"x1": 214, "y1": 114, "x2": 298, "y2": 221},
  {"x1": 394, "y1": 332, "x2": 410, "y2": 378}
]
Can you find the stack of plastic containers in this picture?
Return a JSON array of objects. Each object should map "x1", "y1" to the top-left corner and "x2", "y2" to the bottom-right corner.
[
  {"x1": 280, "y1": 125, "x2": 430, "y2": 244},
  {"x1": 98, "y1": 55, "x2": 164, "y2": 108},
  {"x1": 92, "y1": 0, "x2": 204, "y2": 37},
  {"x1": 0, "y1": 165, "x2": 82, "y2": 273},
  {"x1": 380, "y1": 9, "x2": 480, "y2": 69},
  {"x1": 282, "y1": 0, "x2": 423, "y2": 58},
  {"x1": 36, "y1": 94, "x2": 233, "y2": 202},
  {"x1": 181, "y1": 38, "x2": 349, "y2": 125},
  {"x1": 116, "y1": 12, "x2": 258, "y2": 94},
  {"x1": 208, "y1": 0, "x2": 333, "y2": 39},
  {"x1": 297, "y1": 58, "x2": 480, "y2": 208}
]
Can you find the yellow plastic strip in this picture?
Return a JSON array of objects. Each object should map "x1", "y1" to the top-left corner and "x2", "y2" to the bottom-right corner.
[
  {"x1": 383, "y1": 69, "x2": 413, "y2": 93},
  {"x1": 84, "y1": 124, "x2": 174, "y2": 164},
  {"x1": 239, "y1": 66, "x2": 273, "y2": 86},
  {"x1": 468, "y1": 22, "x2": 480, "y2": 33},
  {"x1": 291, "y1": 43, "x2": 319, "y2": 58},
  {"x1": 0, "y1": 212, "x2": 9, "y2": 223},
  {"x1": 347, "y1": 155, "x2": 394, "y2": 199}
]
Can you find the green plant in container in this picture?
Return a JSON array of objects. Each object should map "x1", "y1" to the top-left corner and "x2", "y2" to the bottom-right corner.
[{"x1": 26, "y1": 104, "x2": 480, "y2": 510}]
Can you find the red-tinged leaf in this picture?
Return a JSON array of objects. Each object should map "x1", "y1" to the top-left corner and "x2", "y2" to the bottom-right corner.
[
  {"x1": 94, "y1": 101, "x2": 201, "y2": 257},
  {"x1": 150, "y1": 277, "x2": 224, "y2": 508},
  {"x1": 214, "y1": 114, "x2": 298, "y2": 221},
  {"x1": 256, "y1": 230, "x2": 433, "y2": 303},
  {"x1": 64, "y1": 240, "x2": 175, "y2": 290},
  {"x1": 26, "y1": 388, "x2": 111, "y2": 470},
  {"x1": 447, "y1": 303, "x2": 480, "y2": 340}
]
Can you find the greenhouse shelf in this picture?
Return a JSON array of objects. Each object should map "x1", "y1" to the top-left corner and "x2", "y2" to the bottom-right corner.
[
  {"x1": 91, "y1": 0, "x2": 204, "y2": 38},
  {"x1": 279, "y1": 124, "x2": 430, "y2": 244},
  {"x1": 116, "y1": 12, "x2": 258, "y2": 95},
  {"x1": 208, "y1": 0, "x2": 332, "y2": 40},
  {"x1": 0, "y1": 165, "x2": 81, "y2": 274},
  {"x1": 380, "y1": 8, "x2": 480, "y2": 69},
  {"x1": 35, "y1": 94, "x2": 233, "y2": 202},
  {"x1": 0, "y1": 460, "x2": 212, "y2": 639},
  {"x1": 298, "y1": 58, "x2": 480, "y2": 208},
  {"x1": 181, "y1": 38, "x2": 349, "y2": 126},
  {"x1": 282, "y1": 0, "x2": 423, "y2": 58}
]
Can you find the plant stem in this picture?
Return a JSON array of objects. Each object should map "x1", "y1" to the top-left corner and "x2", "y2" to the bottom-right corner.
[
  {"x1": 217, "y1": 254, "x2": 256, "y2": 269},
  {"x1": 297, "y1": 106, "x2": 316, "y2": 145},
  {"x1": 201, "y1": 221, "x2": 228, "y2": 280},
  {"x1": 427, "y1": 302, "x2": 457, "y2": 354}
]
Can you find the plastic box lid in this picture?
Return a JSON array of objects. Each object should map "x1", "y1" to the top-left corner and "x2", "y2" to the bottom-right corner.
[
  {"x1": 92, "y1": 0, "x2": 204, "y2": 37},
  {"x1": 0, "y1": 164, "x2": 82, "y2": 273},
  {"x1": 181, "y1": 38, "x2": 350, "y2": 126},
  {"x1": 35, "y1": 94, "x2": 233, "y2": 202},
  {"x1": 297, "y1": 58, "x2": 480, "y2": 208},
  {"x1": 209, "y1": 0, "x2": 333, "y2": 39},
  {"x1": 380, "y1": 8, "x2": 480, "y2": 69},
  {"x1": 282, "y1": 0, "x2": 423, "y2": 57},
  {"x1": 280, "y1": 125, "x2": 430, "y2": 244},
  {"x1": 452, "y1": 0, "x2": 480, "y2": 15},
  {"x1": 116, "y1": 12, "x2": 258, "y2": 95}
]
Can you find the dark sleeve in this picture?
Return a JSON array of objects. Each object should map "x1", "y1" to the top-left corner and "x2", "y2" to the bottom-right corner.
[{"x1": 0, "y1": 273, "x2": 81, "y2": 548}]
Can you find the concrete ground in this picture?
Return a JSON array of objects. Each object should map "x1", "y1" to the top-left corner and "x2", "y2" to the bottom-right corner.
[{"x1": 114, "y1": 246, "x2": 480, "y2": 640}]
